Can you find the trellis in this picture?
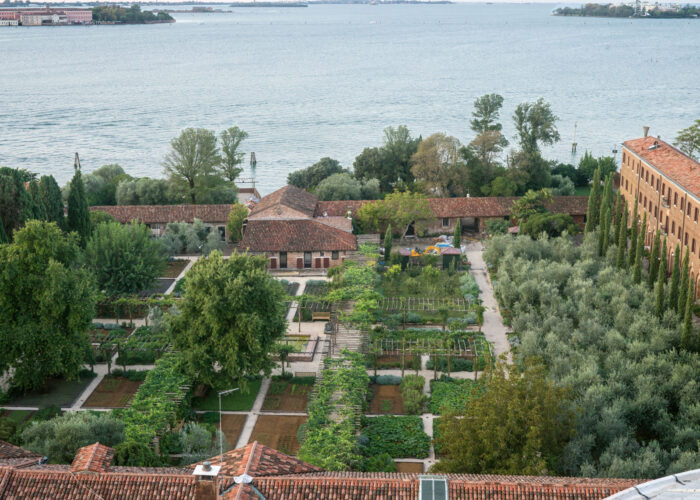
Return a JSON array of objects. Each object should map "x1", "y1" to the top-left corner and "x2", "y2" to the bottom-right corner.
[{"x1": 379, "y1": 297, "x2": 472, "y2": 313}]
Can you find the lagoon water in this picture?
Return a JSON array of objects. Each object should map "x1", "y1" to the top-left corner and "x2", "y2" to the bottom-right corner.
[{"x1": 0, "y1": 3, "x2": 698, "y2": 193}]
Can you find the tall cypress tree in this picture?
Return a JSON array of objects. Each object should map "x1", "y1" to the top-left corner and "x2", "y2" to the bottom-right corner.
[
  {"x1": 681, "y1": 280, "x2": 695, "y2": 351},
  {"x1": 27, "y1": 181, "x2": 47, "y2": 221},
  {"x1": 598, "y1": 174, "x2": 613, "y2": 228},
  {"x1": 453, "y1": 219, "x2": 461, "y2": 248},
  {"x1": 601, "y1": 208, "x2": 611, "y2": 256},
  {"x1": 628, "y1": 199, "x2": 639, "y2": 268},
  {"x1": 659, "y1": 236, "x2": 668, "y2": 284},
  {"x1": 612, "y1": 193, "x2": 623, "y2": 245},
  {"x1": 67, "y1": 168, "x2": 91, "y2": 247},
  {"x1": 584, "y1": 168, "x2": 601, "y2": 234},
  {"x1": 647, "y1": 230, "x2": 661, "y2": 289},
  {"x1": 632, "y1": 213, "x2": 645, "y2": 284},
  {"x1": 678, "y1": 249, "x2": 690, "y2": 316},
  {"x1": 669, "y1": 244, "x2": 681, "y2": 312},
  {"x1": 384, "y1": 224, "x2": 393, "y2": 261},
  {"x1": 655, "y1": 271, "x2": 665, "y2": 318},
  {"x1": 39, "y1": 175, "x2": 65, "y2": 230},
  {"x1": 0, "y1": 216, "x2": 8, "y2": 244},
  {"x1": 616, "y1": 207, "x2": 627, "y2": 269}
]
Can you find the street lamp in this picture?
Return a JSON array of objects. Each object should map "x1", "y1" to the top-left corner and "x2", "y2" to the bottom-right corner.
[{"x1": 218, "y1": 388, "x2": 239, "y2": 465}]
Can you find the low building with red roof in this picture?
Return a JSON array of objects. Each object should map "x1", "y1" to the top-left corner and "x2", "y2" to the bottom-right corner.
[{"x1": 0, "y1": 440, "x2": 642, "y2": 499}]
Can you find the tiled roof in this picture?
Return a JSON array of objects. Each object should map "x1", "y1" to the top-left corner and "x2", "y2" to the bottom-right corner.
[
  {"x1": 314, "y1": 216, "x2": 353, "y2": 232},
  {"x1": 317, "y1": 196, "x2": 589, "y2": 219},
  {"x1": 70, "y1": 443, "x2": 114, "y2": 474},
  {"x1": 0, "y1": 442, "x2": 40, "y2": 461},
  {"x1": 239, "y1": 219, "x2": 357, "y2": 252},
  {"x1": 248, "y1": 185, "x2": 318, "y2": 219},
  {"x1": 624, "y1": 136, "x2": 700, "y2": 199},
  {"x1": 89, "y1": 204, "x2": 233, "y2": 224}
]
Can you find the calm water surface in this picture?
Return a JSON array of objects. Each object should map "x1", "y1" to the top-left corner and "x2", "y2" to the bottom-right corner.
[{"x1": 1, "y1": 4, "x2": 698, "y2": 193}]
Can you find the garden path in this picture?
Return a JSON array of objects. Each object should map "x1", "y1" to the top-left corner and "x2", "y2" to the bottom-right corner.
[
  {"x1": 234, "y1": 377, "x2": 271, "y2": 449},
  {"x1": 464, "y1": 241, "x2": 511, "y2": 363},
  {"x1": 163, "y1": 255, "x2": 199, "y2": 295}
]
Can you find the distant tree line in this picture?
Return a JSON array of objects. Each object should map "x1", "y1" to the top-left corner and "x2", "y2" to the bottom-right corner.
[
  {"x1": 554, "y1": 3, "x2": 699, "y2": 18},
  {"x1": 92, "y1": 4, "x2": 174, "y2": 24}
]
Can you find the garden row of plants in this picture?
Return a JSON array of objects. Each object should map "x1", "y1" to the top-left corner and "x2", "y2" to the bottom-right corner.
[{"x1": 297, "y1": 350, "x2": 369, "y2": 471}]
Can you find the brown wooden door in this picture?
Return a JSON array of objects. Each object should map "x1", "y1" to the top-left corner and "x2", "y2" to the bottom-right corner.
[
  {"x1": 269, "y1": 258, "x2": 277, "y2": 269},
  {"x1": 296, "y1": 257, "x2": 304, "y2": 269},
  {"x1": 323, "y1": 257, "x2": 330, "y2": 268},
  {"x1": 314, "y1": 258, "x2": 321, "y2": 268}
]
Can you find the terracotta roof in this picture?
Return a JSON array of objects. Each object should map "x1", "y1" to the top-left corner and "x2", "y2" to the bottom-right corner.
[
  {"x1": 70, "y1": 443, "x2": 114, "y2": 474},
  {"x1": 0, "y1": 442, "x2": 40, "y2": 462},
  {"x1": 239, "y1": 219, "x2": 357, "y2": 252},
  {"x1": 315, "y1": 216, "x2": 353, "y2": 232},
  {"x1": 248, "y1": 185, "x2": 318, "y2": 219},
  {"x1": 89, "y1": 204, "x2": 233, "y2": 224},
  {"x1": 317, "y1": 196, "x2": 589, "y2": 219},
  {"x1": 624, "y1": 136, "x2": 700, "y2": 199}
]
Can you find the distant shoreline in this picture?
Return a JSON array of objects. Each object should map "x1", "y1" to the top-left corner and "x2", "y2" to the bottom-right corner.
[{"x1": 553, "y1": 3, "x2": 699, "y2": 19}]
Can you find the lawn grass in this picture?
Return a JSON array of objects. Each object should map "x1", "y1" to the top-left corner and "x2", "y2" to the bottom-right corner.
[
  {"x1": 8, "y1": 372, "x2": 96, "y2": 408},
  {"x1": 191, "y1": 378, "x2": 262, "y2": 411},
  {"x1": 574, "y1": 186, "x2": 591, "y2": 196},
  {"x1": 1, "y1": 410, "x2": 33, "y2": 425}
]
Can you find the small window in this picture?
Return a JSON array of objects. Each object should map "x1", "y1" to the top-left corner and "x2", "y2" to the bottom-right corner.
[
  {"x1": 218, "y1": 226, "x2": 226, "y2": 242},
  {"x1": 674, "y1": 192, "x2": 678, "y2": 205},
  {"x1": 625, "y1": 179, "x2": 629, "y2": 191},
  {"x1": 654, "y1": 206, "x2": 658, "y2": 219},
  {"x1": 304, "y1": 252, "x2": 312, "y2": 268},
  {"x1": 685, "y1": 232, "x2": 689, "y2": 246},
  {"x1": 662, "y1": 183, "x2": 665, "y2": 195},
  {"x1": 688, "y1": 203, "x2": 692, "y2": 218},
  {"x1": 442, "y1": 218, "x2": 450, "y2": 228},
  {"x1": 332, "y1": 251, "x2": 339, "y2": 260},
  {"x1": 623, "y1": 152, "x2": 626, "y2": 162},
  {"x1": 419, "y1": 476, "x2": 448, "y2": 500},
  {"x1": 693, "y1": 239, "x2": 696, "y2": 254},
  {"x1": 279, "y1": 252, "x2": 287, "y2": 269},
  {"x1": 695, "y1": 207, "x2": 698, "y2": 222},
  {"x1": 681, "y1": 199, "x2": 685, "y2": 212},
  {"x1": 672, "y1": 221, "x2": 676, "y2": 234},
  {"x1": 319, "y1": 251, "x2": 325, "y2": 257}
]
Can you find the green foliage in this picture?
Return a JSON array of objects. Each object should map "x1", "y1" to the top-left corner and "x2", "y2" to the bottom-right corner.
[
  {"x1": 67, "y1": 168, "x2": 91, "y2": 247},
  {"x1": 383, "y1": 225, "x2": 393, "y2": 260},
  {"x1": 357, "y1": 190, "x2": 435, "y2": 238},
  {"x1": 669, "y1": 244, "x2": 681, "y2": 312},
  {"x1": 485, "y1": 218, "x2": 509, "y2": 236},
  {"x1": 513, "y1": 98, "x2": 560, "y2": 154},
  {"x1": 459, "y1": 273, "x2": 480, "y2": 301},
  {"x1": 160, "y1": 219, "x2": 223, "y2": 256},
  {"x1": 429, "y1": 378, "x2": 482, "y2": 415},
  {"x1": 410, "y1": 133, "x2": 466, "y2": 197},
  {"x1": 315, "y1": 173, "x2": 380, "y2": 201},
  {"x1": 86, "y1": 221, "x2": 166, "y2": 295},
  {"x1": 678, "y1": 249, "x2": 690, "y2": 316},
  {"x1": 648, "y1": 231, "x2": 661, "y2": 288},
  {"x1": 191, "y1": 378, "x2": 262, "y2": 411},
  {"x1": 298, "y1": 351, "x2": 369, "y2": 470},
  {"x1": 218, "y1": 126, "x2": 248, "y2": 182},
  {"x1": 287, "y1": 157, "x2": 346, "y2": 190},
  {"x1": 92, "y1": 4, "x2": 173, "y2": 23},
  {"x1": 628, "y1": 200, "x2": 639, "y2": 267},
  {"x1": 584, "y1": 166, "x2": 601, "y2": 233},
  {"x1": 433, "y1": 362, "x2": 575, "y2": 476},
  {"x1": 674, "y1": 119, "x2": 700, "y2": 160},
  {"x1": 632, "y1": 213, "x2": 645, "y2": 283},
  {"x1": 115, "y1": 177, "x2": 177, "y2": 205},
  {"x1": 170, "y1": 251, "x2": 287, "y2": 389},
  {"x1": 361, "y1": 452, "x2": 397, "y2": 472},
  {"x1": 521, "y1": 212, "x2": 577, "y2": 238},
  {"x1": 453, "y1": 219, "x2": 461, "y2": 248},
  {"x1": 38, "y1": 175, "x2": 65, "y2": 229},
  {"x1": 353, "y1": 126, "x2": 420, "y2": 192},
  {"x1": 0, "y1": 221, "x2": 96, "y2": 392},
  {"x1": 0, "y1": 418, "x2": 17, "y2": 442},
  {"x1": 616, "y1": 206, "x2": 628, "y2": 269},
  {"x1": 550, "y1": 174, "x2": 575, "y2": 196},
  {"x1": 163, "y1": 128, "x2": 222, "y2": 204},
  {"x1": 114, "y1": 440, "x2": 162, "y2": 466},
  {"x1": 0, "y1": 167, "x2": 33, "y2": 238},
  {"x1": 22, "y1": 412, "x2": 125, "y2": 464},
  {"x1": 681, "y1": 280, "x2": 695, "y2": 351},
  {"x1": 360, "y1": 416, "x2": 430, "y2": 458},
  {"x1": 400, "y1": 375, "x2": 426, "y2": 415},
  {"x1": 510, "y1": 188, "x2": 553, "y2": 222},
  {"x1": 483, "y1": 234, "x2": 700, "y2": 478},
  {"x1": 226, "y1": 203, "x2": 248, "y2": 243}
]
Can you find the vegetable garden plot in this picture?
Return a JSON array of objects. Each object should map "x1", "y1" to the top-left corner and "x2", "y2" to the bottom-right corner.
[
  {"x1": 83, "y1": 376, "x2": 143, "y2": 408},
  {"x1": 115, "y1": 326, "x2": 171, "y2": 365},
  {"x1": 368, "y1": 384, "x2": 404, "y2": 415},
  {"x1": 360, "y1": 416, "x2": 430, "y2": 459},
  {"x1": 396, "y1": 462, "x2": 424, "y2": 473},
  {"x1": 262, "y1": 377, "x2": 314, "y2": 412},
  {"x1": 428, "y1": 378, "x2": 484, "y2": 415},
  {"x1": 219, "y1": 414, "x2": 247, "y2": 448},
  {"x1": 250, "y1": 415, "x2": 307, "y2": 456},
  {"x1": 162, "y1": 259, "x2": 189, "y2": 278}
]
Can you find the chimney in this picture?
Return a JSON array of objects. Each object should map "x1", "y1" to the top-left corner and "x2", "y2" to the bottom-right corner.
[
  {"x1": 643, "y1": 126, "x2": 649, "y2": 137},
  {"x1": 193, "y1": 461, "x2": 221, "y2": 500}
]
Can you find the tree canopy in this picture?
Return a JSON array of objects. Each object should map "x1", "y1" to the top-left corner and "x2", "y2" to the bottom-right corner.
[
  {"x1": 219, "y1": 126, "x2": 248, "y2": 182},
  {"x1": 314, "y1": 173, "x2": 380, "y2": 201},
  {"x1": 226, "y1": 203, "x2": 249, "y2": 243},
  {"x1": 410, "y1": 133, "x2": 466, "y2": 197},
  {"x1": 353, "y1": 126, "x2": 420, "y2": 192},
  {"x1": 86, "y1": 221, "x2": 167, "y2": 295},
  {"x1": 66, "y1": 168, "x2": 91, "y2": 247},
  {"x1": 356, "y1": 190, "x2": 435, "y2": 238},
  {"x1": 0, "y1": 221, "x2": 96, "y2": 392},
  {"x1": 287, "y1": 157, "x2": 346, "y2": 191},
  {"x1": 163, "y1": 128, "x2": 221, "y2": 204},
  {"x1": 169, "y1": 251, "x2": 287, "y2": 389},
  {"x1": 674, "y1": 119, "x2": 700, "y2": 160},
  {"x1": 513, "y1": 98, "x2": 560, "y2": 154}
]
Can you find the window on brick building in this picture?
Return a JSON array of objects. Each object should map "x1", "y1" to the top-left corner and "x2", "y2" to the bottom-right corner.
[
  {"x1": 688, "y1": 202, "x2": 692, "y2": 218},
  {"x1": 693, "y1": 239, "x2": 696, "y2": 254},
  {"x1": 695, "y1": 207, "x2": 698, "y2": 222},
  {"x1": 672, "y1": 221, "x2": 675, "y2": 234},
  {"x1": 685, "y1": 233, "x2": 689, "y2": 246},
  {"x1": 681, "y1": 199, "x2": 685, "y2": 212},
  {"x1": 656, "y1": 178, "x2": 660, "y2": 190},
  {"x1": 674, "y1": 192, "x2": 678, "y2": 205},
  {"x1": 679, "y1": 226, "x2": 682, "y2": 238},
  {"x1": 626, "y1": 179, "x2": 629, "y2": 191},
  {"x1": 654, "y1": 206, "x2": 658, "y2": 219},
  {"x1": 646, "y1": 171, "x2": 649, "y2": 182},
  {"x1": 662, "y1": 183, "x2": 665, "y2": 195},
  {"x1": 623, "y1": 152, "x2": 626, "y2": 162},
  {"x1": 650, "y1": 174, "x2": 654, "y2": 186},
  {"x1": 644, "y1": 195, "x2": 647, "y2": 207},
  {"x1": 641, "y1": 166, "x2": 644, "y2": 177}
]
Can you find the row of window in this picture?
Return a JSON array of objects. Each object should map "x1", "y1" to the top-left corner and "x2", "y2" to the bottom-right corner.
[{"x1": 277, "y1": 251, "x2": 339, "y2": 269}]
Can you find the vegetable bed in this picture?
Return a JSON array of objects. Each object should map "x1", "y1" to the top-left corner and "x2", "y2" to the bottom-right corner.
[{"x1": 360, "y1": 416, "x2": 430, "y2": 459}]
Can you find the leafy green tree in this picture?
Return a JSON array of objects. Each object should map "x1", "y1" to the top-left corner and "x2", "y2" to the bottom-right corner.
[
  {"x1": 356, "y1": 190, "x2": 435, "y2": 238},
  {"x1": 116, "y1": 177, "x2": 176, "y2": 205},
  {"x1": 89, "y1": 210, "x2": 115, "y2": 229},
  {"x1": 597, "y1": 156, "x2": 617, "y2": 179},
  {"x1": 0, "y1": 167, "x2": 33, "y2": 238},
  {"x1": 598, "y1": 174, "x2": 614, "y2": 229},
  {"x1": 612, "y1": 193, "x2": 623, "y2": 244},
  {"x1": 678, "y1": 249, "x2": 690, "y2": 316},
  {"x1": 669, "y1": 244, "x2": 681, "y2": 312},
  {"x1": 453, "y1": 219, "x2": 461, "y2": 248},
  {"x1": 67, "y1": 168, "x2": 91, "y2": 247},
  {"x1": 170, "y1": 251, "x2": 287, "y2": 389},
  {"x1": 577, "y1": 151, "x2": 598, "y2": 185},
  {"x1": 76, "y1": 164, "x2": 130, "y2": 206},
  {"x1": 628, "y1": 200, "x2": 639, "y2": 268},
  {"x1": 470, "y1": 93, "x2": 506, "y2": 135},
  {"x1": 681, "y1": 280, "x2": 695, "y2": 351},
  {"x1": 522, "y1": 212, "x2": 577, "y2": 238},
  {"x1": 615, "y1": 206, "x2": 627, "y2": 268},
  {"x1": 314, "y1": 173, "x2": 379, "y2": 201},
  {"x1": 485, "y1": 218, "x2": 509, "y2": 236},
  {"x1": 288, "y1": 157, "x2": 346, "y2": 191},
  {"x1": 410, "y1": 133, "x2": 466, "y2": 197},
  {"x1": 274, "y1": 344, "x2": 296, "y2": 377},
  {"x1": 483, "y1": 175, "x2": 517, "y2": 196},
  {"x1": 27, "y1": 181, "x2": 46, "y2": 220},
  {"x1": 86, "y1": 221, "x2": 167, "y2": 295},
  {"x1": 584, "y1": 168, "x2": 601, "y2": 233},
  {"x1": 384, "y1": 224, "x2": 393, "y2": 259},
  {"x1": 648, "y1": 231, "x2": 661, "y2": 288},
  {"x1": 38, "y1": 175, "x2": 65, "y2": 229},
  {"x1": 0, "y1": 221, "x2": 96, "y2": 392},
  {"x1": 226, "y1": 203, "x2": 248, "y2": 243},
  {"x1": 510, "y1": 188, "x2": 552, "y2": 223},
  {"x1": 433, "y1": 361, "x2": 575, "y2": 475},
  {"x1": 512, "y1": 98, "x2": 560, "y2": 154},
  {"x1": 0, "y1": 217, "x2": 8, "y2": 244},
  {"x1": 550, "y1": 174, "x2": 575, "y2": 196},
  {"x1": 218, "y1": 126, "x2": 248, "y2": 182},
  {"x1": 22, "y1": 412, "x2": 124, "y2": 464},
  {"x1": 114, "y1": 440, "x2": 162, "y2": 466},
  {"x1": 674, "y1": 119, "x2": 700, "y2": 160},
  {"x1": 599, "y1": 207, "x2": 611, "y2": 256},
  {"x1": 163, "y1": 128, "x2": 221, "y2": 203},
  {"x1": 353, "y1": 126, "x2": 420, "y2": 192}
]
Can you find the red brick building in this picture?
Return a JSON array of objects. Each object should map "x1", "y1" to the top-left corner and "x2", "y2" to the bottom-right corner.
[
  {"x1": 0, "y1": 440, "x2": 640, "y2": 499},
  {"x1": 620, "y1": 135, "x2": 700, "y2": 290}
]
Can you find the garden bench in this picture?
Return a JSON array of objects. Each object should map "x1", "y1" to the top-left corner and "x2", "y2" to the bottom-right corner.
[{"x1": 312, "y1": 311, "x2": 331, "y2": 321}]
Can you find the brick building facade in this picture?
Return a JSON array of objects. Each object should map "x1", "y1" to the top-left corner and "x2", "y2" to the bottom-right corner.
[{"x1": 620, "y1": 136, "x2": 700, "y2": 291}]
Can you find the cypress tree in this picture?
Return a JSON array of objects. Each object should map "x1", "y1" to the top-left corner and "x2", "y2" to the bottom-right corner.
[
  {"x1": 628, "y1": 199, "x2": 639, "y2": 268},
  {"x1": 648, "y1": 230, "x2": 661, "y2": 289},
  {"x1": 612, "y1": 193, "x2": 623, "y2": 245},
  {"x1": 598, "y1": 174, "x2": 613, "y2": 228},
  {"x1": 678, "y1": 249, "x2": 690, "y2": 316},
  {"x1": 39, "y1": 175, "x2": 65, "y2": 230},
  {"x1": 27, "y1": 181, "x2": 47, "y2": 221},
  {"x1": 659, "y1": 236, "x2": 668, "y2": 284},
  {"x1": 453, "y1": 219, "x2": 461, "y2": 248},
  {"x1": 384, "y1": 224, "x2": 393, "y2": 261},
  {"x1": 669, "y1": 244, "x2": 681, "y2": 312},
  {"x1": 655, "y1": 272, "x2": 665, "y2": 318},
  {"x1": 601, "y1": 208, "x2": 611, "y2": 256},
  {"x1": 67, "y1": 168, "x2": 91, "y2": 247},
  {"x1": 615, "y1": 207, "x2": 627, "y2": 269},
  {"x1": 632, "y1": 213, "x2": 644, "y2": 284},
  {"x1": 0, "y1": 216, "x2": 8, "y2": 244},
  {"x1": 584, "y1": 168, "x2": 601, "y2": 234},
  {"x1": 681, "y1": 280, "x2": 695, "y2": 351}
]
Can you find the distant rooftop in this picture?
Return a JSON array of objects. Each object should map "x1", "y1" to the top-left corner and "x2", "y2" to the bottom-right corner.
[{"x1": 605, "y1": 469, "x2": 700, "y2": 500}]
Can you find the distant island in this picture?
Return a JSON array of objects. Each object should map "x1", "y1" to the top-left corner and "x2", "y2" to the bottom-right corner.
[
  {"x1": 553, "y1": 3, "x2": 699, "y2": 18},
  {"x1": 92, "y1": 5, "x2": 174, "y2": 24},
  {"x1": 230, "y1": 2, "x2": 307, "y2": 6}
]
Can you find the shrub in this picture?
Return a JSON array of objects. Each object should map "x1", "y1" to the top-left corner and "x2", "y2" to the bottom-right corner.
[
  {"x1": 200, "y1": 412, "x2": 220, "y2": 424},
  {"x1": 459, "y1": 273, "x2": 480, "y2": 300},
  {"x1": 362, "y1": 452, "x2": 397, "y2": 472},
  {"x1": 375, "y1": 375, "x2": 402, "y2": 385},
  {"x1": 113, "y1": 440, "x2": 162, "y2": 467},
  {"x1": 0, "y1": 418, "x2": 17, "y2": 441},
  {"x1": 400, "y1": 375, "x2": 426, "y2": 415},
  {"x1": 360, "y1": 416, "x2": 430, "y2": 459}
]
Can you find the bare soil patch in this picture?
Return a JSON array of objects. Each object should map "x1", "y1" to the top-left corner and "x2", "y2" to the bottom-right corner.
[
  {"x1": 250, "y1": 415, "x2": 307, "y2": 455},
  {"x1": 83, "y1": 376, "x2": 142, "y2": 408},
  {"x1": 396, "y1": 462, "x2": 424, "y2": 473},
  {"x1": 220, "y1": 414, "x2": 247, "y2": 448},
  {"x1": 368, "y1": 384, "x2": 404, "y2": 415},
  {"x1": 262, "y1": 379, "x2": 313, "y2": 412},
  {"x1": 162, "y1": 259, "x2": 189, "y2": 278}
]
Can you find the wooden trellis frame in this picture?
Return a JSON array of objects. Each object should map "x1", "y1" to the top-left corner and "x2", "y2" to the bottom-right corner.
[{"x1": 379, "y1": 297, "x2": 472, "y2": 313}]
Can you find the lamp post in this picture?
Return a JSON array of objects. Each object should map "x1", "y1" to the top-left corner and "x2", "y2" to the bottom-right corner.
[{"x1": 218, "y1": 388, "x2": 239, "y2": 465}]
